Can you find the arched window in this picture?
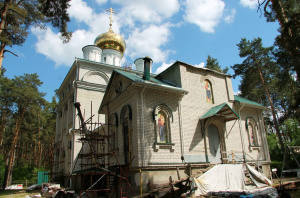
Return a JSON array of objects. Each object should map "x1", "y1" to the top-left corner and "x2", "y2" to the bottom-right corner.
[
  {"x1": 109, "y1": 113, "x2": 118, "y2": 150},
  {"x1": 104, "y1": 57, "x2": 107, "y2": 63},
  {"x1": 120, "y1": 105, "x2": 132, "y2": 165},
  {"x1": 205, "y1": 80, "x2": 214, "y2": 104},
  {"x1": 246, "y1": 117, "x2": 259, "y2": 147},
  {"x1": 153, "y1": 104, "x2": 173, "y2": 143}
]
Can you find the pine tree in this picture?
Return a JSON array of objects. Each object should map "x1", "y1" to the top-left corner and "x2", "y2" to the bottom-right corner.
[
  {"x1": 2, "y1": 73, "x2": 45, "y2": 189},
  {"x1": 259, "y1": 0, "x2": 300, "y2": 81},
  {"x1": 0, "y1": 0, "x2": 72, "y2": 70},
  {"x1": 0, "y1": 71, "x2": 13, "y2": 147},
  {"x1": 231, "y1": 37, "x2": 286, "y2": 156},
  {"x1": 205, "y1": 55, "x2": 229, "y2": 74}
]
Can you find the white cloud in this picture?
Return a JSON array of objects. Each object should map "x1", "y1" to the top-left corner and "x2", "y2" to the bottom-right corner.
[
  {"x1": 69, "y1": 0, "x2": 118, "y2": 34},
  {"x1": 31, "y1": 0, "x2": 125, "y2": 67},
  {"x1": 126, "y1": 24, "x2": 171, "y2": 63},
  {"x1": 224, "y1": 8, "x2": 236, "y2": 24},
  {"x1": 183, "y1": 0, "x2": 225, "y2": 33},
  {"x1": 31, "y1": 27, "x2": 96, "y2": 67},
  {"x1": 68, "y1": 0, "x2": 94, "y2": 24},
  {"x1": 234, "y1": 90, "x2": 241, "y2": 95},
  {"x1": 30, "y1": 0, "x2": 179, "y2": 68},
  {"x1": 240, "y1": 0, "x2": 258, "y2": 9},
  {"x1": 194, "y1": 62, "x2": 205, "y2": 68},
  {"x1": 113, "y1": 0, "x2": 180, "y2": 26},
  {"x1": 155, "y1": 62, "x2": 173, "y2": 74}
]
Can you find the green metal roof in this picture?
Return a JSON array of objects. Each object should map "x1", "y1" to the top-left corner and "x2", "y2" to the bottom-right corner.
[
  {"x1": 234, "y1": 95, "x2": 265, "y2": 108},
  {"x1": 114, "y1": 69, "x2": 186, "y2": 92},
  {"x1": 200, "y1": 103, "x2": 239, "y2": 121}
]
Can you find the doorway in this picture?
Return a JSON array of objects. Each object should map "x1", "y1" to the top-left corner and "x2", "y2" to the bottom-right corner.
[{"x1": 208, "y1": 124, "x2": 221, "y2": 163}]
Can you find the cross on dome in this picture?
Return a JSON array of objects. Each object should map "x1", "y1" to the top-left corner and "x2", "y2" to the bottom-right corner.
[
  {"x1": 106, "y1": 7, "x2": 116, "y2": 32},
  {"x1": 93, "y1": 7, "x2": 126, "y2": 57}
]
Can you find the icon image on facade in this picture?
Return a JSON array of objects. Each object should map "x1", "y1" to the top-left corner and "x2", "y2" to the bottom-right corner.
[
  {"x1": 205, "y1": 80, "x2": 213, "y2": 104},
  {"x1": 158, "y1": 112, "x2": 166, "y2": 142}
]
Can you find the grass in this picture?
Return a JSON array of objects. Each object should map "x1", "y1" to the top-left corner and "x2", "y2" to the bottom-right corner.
[{"x1": 0, "y1": 189, "x2": 41, "y2": 198}]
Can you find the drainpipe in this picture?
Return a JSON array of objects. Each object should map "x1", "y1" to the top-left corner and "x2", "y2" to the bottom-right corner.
[
  {"x1": 74, "y1": 58, "x2": 79, "y2": 128},
  {"x1": 238, "y1": 103, "x2": 246, "y2": 162},
  {"x1": 70, "y1": 132, "x2": 75, "y2": 187},
  {"x1": 70, "y1": 58, "x2": 79, "y2": 187},
  {"x1": 178, "y1": 99, "x2": 185, "y2": 162},
  {"x1": 141, "y1": 85, "x2": 146, "y2": 167},
  {"x1": 130, "y1": 168, "x2": 143, "y2": 195}
]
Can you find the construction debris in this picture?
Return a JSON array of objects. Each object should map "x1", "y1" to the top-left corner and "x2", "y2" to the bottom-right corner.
[{"x1": 190, "y1": 164, "x2": 278, "y2": 197}]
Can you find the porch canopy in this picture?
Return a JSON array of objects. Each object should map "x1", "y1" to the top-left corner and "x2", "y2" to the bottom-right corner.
[{"x1": 200, "y1": 103, "x2": 239, "y2": 122}]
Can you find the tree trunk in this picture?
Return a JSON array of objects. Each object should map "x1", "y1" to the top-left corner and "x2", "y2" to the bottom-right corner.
[
  {"x1": 34, "y1": 138, "x2": 37, "y2": 166},
  {"x1": 0, "y1": 35, "x2": 6, "y2": 71},
  {"x1": 2, "y1": 106, "x2": 26, "y2": 190},
  {"x1": 0, "y1": 0, "x2": 10, "y2": 36},
  {"x1": 38, "y1": 129, "x2": 41, "y2": 167},
  {"x1": 3, "y1": 151, "x2": 10, "y2": 189},
  {"x1": 0, "y1": 0, "x2": 10, "y2": 71},
  {"x1": 0, "y1": 110, "x2": 7, "y2": 147},
  {"x1": 256, "y1": 64, "x2": 285, "y2": 153}
]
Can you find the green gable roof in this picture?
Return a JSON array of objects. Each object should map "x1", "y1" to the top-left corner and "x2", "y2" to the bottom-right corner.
[
  {"x1": 114, "y1": 69, "x2": 186, "y2": 92},
  {"x1": 234, "y1": 95, "x2": 265, "y2": 108},
  {"x1": 200, "y1": 103, "x2": 239, "y2": 121}
]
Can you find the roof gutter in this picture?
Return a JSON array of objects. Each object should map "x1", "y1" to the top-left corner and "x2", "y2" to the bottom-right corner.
[{"x1": 132, "y1": 81, "x2": 188, "y2": 95}]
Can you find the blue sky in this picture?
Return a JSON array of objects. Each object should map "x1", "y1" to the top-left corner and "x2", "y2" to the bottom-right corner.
[{"x1": 3, "y1": 0, "x2": 279, "y2": 102}]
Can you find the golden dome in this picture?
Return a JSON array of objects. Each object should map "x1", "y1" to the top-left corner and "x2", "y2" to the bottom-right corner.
[{"x1": 94, "y1": 29, "x2": 126, "y2": 56}]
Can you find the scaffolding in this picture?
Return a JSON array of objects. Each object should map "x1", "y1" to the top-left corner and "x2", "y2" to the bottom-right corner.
[{"x1": 68, "y1": 102, "x2": 131, "y2": 198}]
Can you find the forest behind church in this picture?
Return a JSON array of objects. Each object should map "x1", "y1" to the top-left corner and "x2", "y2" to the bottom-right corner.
[{"x1": 0, "y1": 0, "x2": 299, "y2": 189}]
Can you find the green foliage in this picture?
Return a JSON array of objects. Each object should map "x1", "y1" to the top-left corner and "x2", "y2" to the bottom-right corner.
[
  {"x1": 0, "y1": 72, "x2": 57, "y2": 186},
  {"x1": 205, "y1": 55, "x2": 229, "y2": 74},
  {"x1": 266, "y1": 118, "x2": 300, "y2": 173},
  {"x1": 231, "y1": 37, "x2": 275, "y2": 105},
  {"x1": 260, "y1": 0, "x2": 300, "y2": 81},
  {"x1": 39, "y1": 0, "x2": 72, "y2": 43},
  {"x1": 0, "y1": 0, "x2": 72, "y2": 70},
  {"x1": 11, "y1": 160, "x2": 48, "y2": 181},
  {"x1": 282, "y1": 119, "x2": 300, "y2": 146},
  {"x1": 231, "y1": 37, "x2": 289, "y2": 157},
  {"x1": 12, "y1": 161, "x2": 35, "y2": 181},
  {"x1": 0, "y1": 0, "x2": 71, "y2": 45},
  {"x1": 267, "y1": 133, "x2": 282, "y2": 163}
]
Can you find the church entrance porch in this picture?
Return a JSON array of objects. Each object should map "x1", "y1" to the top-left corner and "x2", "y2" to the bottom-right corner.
[{"x1": 199, "y1": 103, "x2": 240, "y2": 164}]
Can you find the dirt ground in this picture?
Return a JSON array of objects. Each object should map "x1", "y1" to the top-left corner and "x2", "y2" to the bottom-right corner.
[
  {"x1": 0, "y1": 189, "x2": 41, "y2": 198},
  {"x1": 1, "y1": 178, "x2": 299, "y2": 198}
]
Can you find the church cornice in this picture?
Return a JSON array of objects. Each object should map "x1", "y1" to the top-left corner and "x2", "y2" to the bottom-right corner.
[
  {"x1": 76, "y1": 58, "x2": 156, "y2": 77},
  {"x1": 74, "y1": 80, "x2": 107, "y2": 92}
]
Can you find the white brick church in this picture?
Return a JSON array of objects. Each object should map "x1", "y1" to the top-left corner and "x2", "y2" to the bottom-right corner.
[{"x1": 53, "y1": 9, "x2": 271, "y2": 196}]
